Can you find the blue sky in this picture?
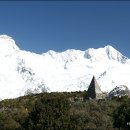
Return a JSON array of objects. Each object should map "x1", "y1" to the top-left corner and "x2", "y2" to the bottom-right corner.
[{"x1": 0, "y1": 1, "x2": 130, "y2": 57}]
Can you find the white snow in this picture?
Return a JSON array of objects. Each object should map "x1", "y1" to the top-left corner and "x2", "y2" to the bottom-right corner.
[
  {"x1": 0, "y1": 35, "x2": 129, "y2": 99},
  {"x1": 108, "y1": 85, "x2": 129, "y2": 97}
]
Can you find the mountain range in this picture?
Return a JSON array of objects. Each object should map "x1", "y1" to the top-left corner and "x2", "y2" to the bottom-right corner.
[{"x1": 0, "y1": 34, "x2": 130, "y2": 100}]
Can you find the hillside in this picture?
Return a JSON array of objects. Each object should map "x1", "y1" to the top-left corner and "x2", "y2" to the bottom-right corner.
[{"x1": 0, "y1": 91, "x2": 125, "y2": 130}]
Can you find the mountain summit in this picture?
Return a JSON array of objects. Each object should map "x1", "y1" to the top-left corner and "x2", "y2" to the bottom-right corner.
[
  {"x1": 0, "y1": 34, "x2": 129, "y2": 99},
  {"x1": 84, "y1": 45, "x2": 128, "y2": 64},
  {"x1": 0, "y1": 35, "x2": 19, "y2": 55},
  {"x1": 105, "y1": 45, "x2": 128, "y2": 63}
]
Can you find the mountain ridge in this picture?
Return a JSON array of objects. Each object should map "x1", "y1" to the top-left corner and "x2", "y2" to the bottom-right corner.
[{"x1": 0, "y1": 34, "x2": 129, "y2": 99}]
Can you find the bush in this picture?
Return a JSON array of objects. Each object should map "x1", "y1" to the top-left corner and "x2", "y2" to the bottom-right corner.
[
  {"x1": 113, "y1": 99, "x2": 130, "y2": 130},
  {"x1": 26, "y1": 93, "x2": 71, "y2": 130}
]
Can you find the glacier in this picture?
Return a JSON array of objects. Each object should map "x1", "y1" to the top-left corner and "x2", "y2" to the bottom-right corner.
[{"x1": 0, "y1": 34, "x2": 130, "y2": 99}]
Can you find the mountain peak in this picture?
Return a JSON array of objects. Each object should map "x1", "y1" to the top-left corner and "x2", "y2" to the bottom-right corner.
[
  {"x1": 104, "y1": 45, "x2": 128, "y2": 63},
  {"x1": 0, "y1": 34, "x2": 13, "y2": 40},
  {"x1": 0, "y1": 34, "x2": 19, "y2": 55},
  {"x1": 0, "y1": 35, "x2": 16, "y2": 44},
  {"x1": 105, "y1": 45, "x2": 118, "y2": 55},
  {"x1": 84, "y1": 45, "x2": 128, "y2": 64},
  {"x1": 104, "y1": 45, "x2": 115, "y2": 49}
]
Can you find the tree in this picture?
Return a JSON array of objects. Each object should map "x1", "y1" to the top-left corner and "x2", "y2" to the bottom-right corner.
[
  {"x1": 26, "y1": 93, "x2": 71, "y2": 130},
  {"x1": 113, "y1": 99, "x2": 130, "y2": 130},
  {"x1": 0, "y1": 112, "x2": 20, "y2": 130}
]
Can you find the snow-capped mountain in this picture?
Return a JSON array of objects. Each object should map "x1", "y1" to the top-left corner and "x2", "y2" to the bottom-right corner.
[
  {"x1": 108, "y1": 85, "x2": 130, "y2": 98},
  {"x1": 0, "y1": 34, "x2": 130, "y2": 99}
]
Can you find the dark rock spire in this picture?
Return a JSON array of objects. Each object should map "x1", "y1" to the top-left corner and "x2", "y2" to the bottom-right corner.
[{"x1": 87, "y1": 76, "x2": 103, "y2": 99}]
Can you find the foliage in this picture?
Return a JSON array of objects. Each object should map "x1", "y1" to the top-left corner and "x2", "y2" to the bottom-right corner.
[
  {"x1": 0, "y1": 91, "x2": 125, "y2": 130},
  {"x1": 26, "y1": 93, "x2": 71, "y2": 130},
  {"x1": 113, "y1": 99, "x2": 130, "y2": 130}
]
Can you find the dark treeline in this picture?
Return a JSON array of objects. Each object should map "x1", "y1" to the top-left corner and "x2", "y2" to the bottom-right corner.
[{"x1": 0, "y1": 91, "x2": 129, "y2": 130}]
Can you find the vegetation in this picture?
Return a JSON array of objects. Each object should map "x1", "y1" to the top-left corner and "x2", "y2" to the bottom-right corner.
[
  {"x1": 113, "y1": 97, "x2": 130, "y2": 130},
  {"x1": 0, "y1": 91, "x2": 128, "y2": 130}
]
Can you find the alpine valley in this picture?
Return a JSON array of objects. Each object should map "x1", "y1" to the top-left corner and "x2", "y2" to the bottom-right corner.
[{"x1": 0, "y1": 34, "x2": 130, "y2": 99}]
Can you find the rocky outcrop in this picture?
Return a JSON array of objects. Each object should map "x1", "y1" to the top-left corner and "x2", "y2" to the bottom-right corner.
[
  {"x1": 108, "y1": 85, "x2": 130, "y2": 98},
  {"x1": 86, "y1": 76, "x2": 105, "y2": 100}
]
